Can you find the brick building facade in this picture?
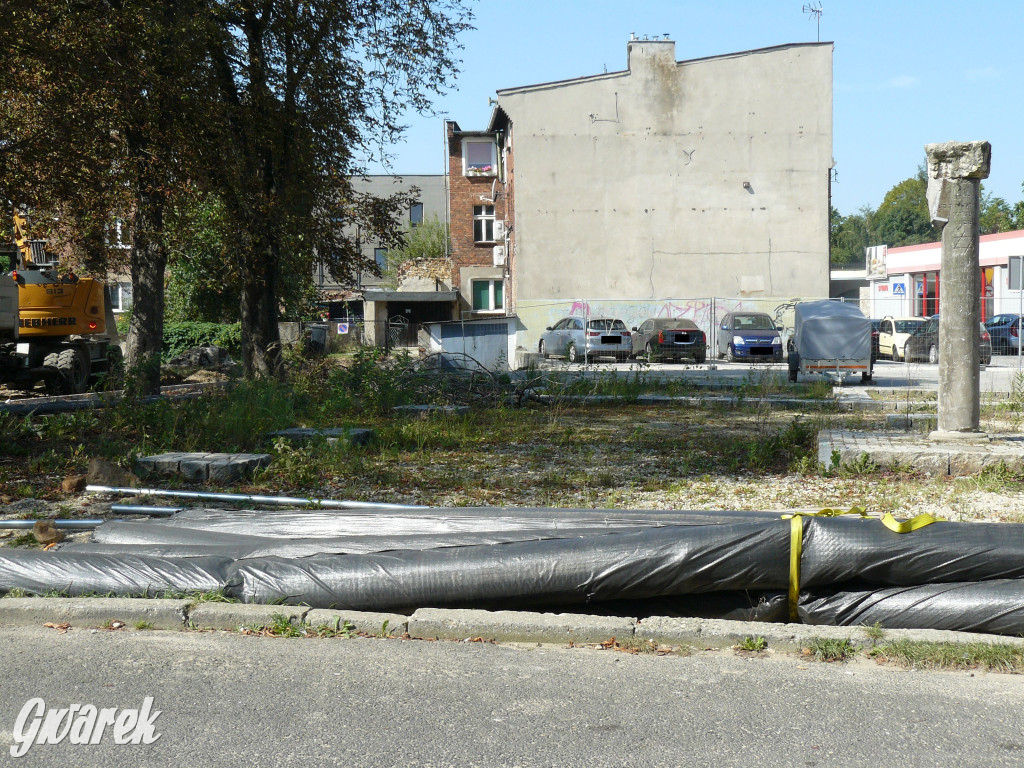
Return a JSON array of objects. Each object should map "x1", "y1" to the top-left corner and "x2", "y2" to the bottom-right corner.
[{"x1": 445, "y1": 116, "x2": 514, "y2": 318}]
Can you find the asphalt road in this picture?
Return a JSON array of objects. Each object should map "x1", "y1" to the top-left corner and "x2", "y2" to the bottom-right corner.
[{"x1": 1, "y1": 627, "x2": 1022, "y2": 767}]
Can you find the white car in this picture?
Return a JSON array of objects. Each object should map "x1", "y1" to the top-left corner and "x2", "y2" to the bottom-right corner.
[{"x1": 878, "y1": 316, "x2": 925, "y2": 362}]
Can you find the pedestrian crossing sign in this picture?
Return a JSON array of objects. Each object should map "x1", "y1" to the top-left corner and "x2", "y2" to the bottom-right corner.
[{"x1": 892, "y1": 283, "x2": 906, "y2": 296}]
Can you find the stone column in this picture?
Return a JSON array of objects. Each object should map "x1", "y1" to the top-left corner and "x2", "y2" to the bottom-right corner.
[{"x1": 924, "y1": 140, "x2": 991, "y2": 438}]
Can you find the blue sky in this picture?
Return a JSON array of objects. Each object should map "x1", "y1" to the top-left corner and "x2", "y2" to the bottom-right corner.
[{"x1": 366, "y1": 1, "x2": 1024, "y2": 215}]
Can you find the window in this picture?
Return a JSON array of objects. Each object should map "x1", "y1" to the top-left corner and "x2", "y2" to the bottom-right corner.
[
  {"x1": 473, "y1": 205, "x2": 495, "y2": 242},
  {"x1": 463, "y1": 139, "x2": 496, "y2": 176},
  {"x1": 409, "y1": 203, "x2": 423, "y2": 227},
  {"x1": 913, "y1": 272, "x2": 940, "y2": 317},
  {"x1": 108, "y1": 282, "x2": 132, "y2": 313},
  {"x1": 471, "y1": 279, "x2": 504, "y2": 312},
  {"x1": 374, "y1": 248, "x2": 388, "y2": 271}
]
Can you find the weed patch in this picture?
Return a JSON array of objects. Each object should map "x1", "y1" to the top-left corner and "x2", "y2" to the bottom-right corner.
[
  {"x1": 869, "y1": 639, "x2": 1024, "y2": 673},
  {"x1": 804, "y1": 637, "x2": 857, "y2": 662}
]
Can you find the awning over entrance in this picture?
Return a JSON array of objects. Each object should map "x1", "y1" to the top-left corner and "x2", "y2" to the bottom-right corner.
[{"x1": 362, "y1": 290, "x2": 458, "y2": 303}]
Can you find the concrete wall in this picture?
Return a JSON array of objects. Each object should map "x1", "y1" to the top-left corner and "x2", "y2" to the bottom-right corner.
[{"x1": 497, "y1": 40, "x2": 833, "y2": 349}]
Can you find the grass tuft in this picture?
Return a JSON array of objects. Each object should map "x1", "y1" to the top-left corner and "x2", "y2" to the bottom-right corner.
[{"x1": 869, "y1": 639, "x2": 1024, "y2": 673}]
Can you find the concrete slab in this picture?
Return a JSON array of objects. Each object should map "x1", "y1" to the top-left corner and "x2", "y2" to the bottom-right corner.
[
  {"x1": 304, "y1": 609, "x2": 408, "y2": 636},
  {"x1": 885, "y1": 413, "x2": 938, "y2": 432},
  {"x1": 818, "y1": 429, "x2": 1024, "y2": 476},
  {"x1": 409, "y1": 607, "x2": 634, "y2": 645},
  {"x1": 188, "y1": 602, "x2": 306, "y2": 631},
  {"x1": 0, "y1": 597, "x2": 188, "y2": 629}
]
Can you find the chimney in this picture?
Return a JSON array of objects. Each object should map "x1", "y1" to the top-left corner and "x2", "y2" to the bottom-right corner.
[{"x1": 627, "y1": 36, "x2": 676, "y2": 73}]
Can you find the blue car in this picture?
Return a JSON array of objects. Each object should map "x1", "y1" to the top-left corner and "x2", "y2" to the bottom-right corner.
[
  {"x1": 984, "y1": 314, "x2": 1021, "y2": 355},
  {"x1": 716, "y1": 312, "x2": 783, "y2": 362}
]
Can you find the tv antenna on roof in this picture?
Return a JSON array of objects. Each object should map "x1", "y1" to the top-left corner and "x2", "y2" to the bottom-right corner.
[{"x1": 802, "y1": 2, "x2": 823, "y2": 42}]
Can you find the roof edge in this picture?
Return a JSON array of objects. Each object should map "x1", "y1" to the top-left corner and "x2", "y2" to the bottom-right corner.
[{"x1": 496, "y1": 41, "x2": 832, "y2": 97}]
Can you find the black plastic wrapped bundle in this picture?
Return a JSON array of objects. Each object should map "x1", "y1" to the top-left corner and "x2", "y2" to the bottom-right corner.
[
  {"x1": 800, "y1": 517, "x2": 1024, "y2": 587},
  {"x1": 228, "y1": 522, "x2": 793, "y2": 610},
  {"x1": 0, "y1": 551, "x2": 232, "y2": 597},
  {"x1": 799, "y1": 580, "x2": 1024, "y2": 636}
]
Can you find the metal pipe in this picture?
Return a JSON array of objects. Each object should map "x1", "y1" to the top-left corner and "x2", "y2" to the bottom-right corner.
[
  {"x1": 0, "y1": 519, "x2": 103, "y2": 529},
  {"x1": 110, "y1": 505, "x2": 181, "y2": 517},
  {"x1": 86, "y1": 485, "x2": 422, "y2": 510}
]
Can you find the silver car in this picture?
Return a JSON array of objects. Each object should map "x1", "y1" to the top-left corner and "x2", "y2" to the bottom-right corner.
[{"x1": 539, "y1": 317, "x2": 631, "y2": 363}]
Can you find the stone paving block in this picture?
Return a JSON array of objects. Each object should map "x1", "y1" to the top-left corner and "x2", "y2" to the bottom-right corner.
[
  {"x1": 135, "y1": 452, "x2": 192, "y2": 478},
  {"x1": 0, "y1": 597, "x2": 188, "y2": 629},
  {"x1": 188, "y1": 602, "x2": 306, "y2": 631},
  {"x1": 304, "y1": 609, "x2": 408, "y2": 636},
  {"x1": 818, "y1": 430, "x2": 1024, "y2": 476},
  {"x1": 206, "y1": 454, "x2": 272, "y2": 483},
  {"x1": 409, "y1": 607, "x2": 634, "y2": 645}
]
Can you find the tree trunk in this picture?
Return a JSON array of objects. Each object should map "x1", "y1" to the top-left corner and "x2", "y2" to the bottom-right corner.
[
  {"x1": 239, "y1": 237, "x2": 283, "y2": 379},
  {"x1": 125, "y1": 186, "x2": 167, "y2": 395}
]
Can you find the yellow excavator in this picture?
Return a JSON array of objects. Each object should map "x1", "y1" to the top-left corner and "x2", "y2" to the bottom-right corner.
[{"x1": 0, "y1": 211, "x2": 120, "y2": 393}]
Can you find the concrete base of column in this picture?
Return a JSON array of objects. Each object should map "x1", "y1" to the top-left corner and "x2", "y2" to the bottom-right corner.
[{"x1": 928, "y1": 430, "x2": 991, "y2": 443}]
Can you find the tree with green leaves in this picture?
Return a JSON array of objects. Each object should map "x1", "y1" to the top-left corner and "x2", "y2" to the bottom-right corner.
[
  {"x1": 872, "y1": 175, "x2": 935, "y2": 248},
  {"x1": 202, "y1": 0, "x2": 472, "y2": 378},
  {"x1": 379, "y1": 215, "x2": 449, "y2": 288},
  {"x1": 829, "y1": 206, "x2": 873, "y2": 268}
]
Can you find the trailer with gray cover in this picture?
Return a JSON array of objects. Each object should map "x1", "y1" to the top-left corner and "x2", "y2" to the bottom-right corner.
[{"x1": 788, "y1": 300, "x2": 872, "y2": 384}]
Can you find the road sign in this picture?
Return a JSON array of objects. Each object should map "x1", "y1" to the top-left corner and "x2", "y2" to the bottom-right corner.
[{"x1": 892, "y1": 283, "x2": 906, "y2": 296}]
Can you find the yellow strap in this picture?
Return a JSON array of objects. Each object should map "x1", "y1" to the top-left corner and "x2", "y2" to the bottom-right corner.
[
  {"x1": 788, "y1": 516, "x2": 803, "y2": 621},
  {"x1": 784, "y1": 507, "x2": 942, "y2": 622}
]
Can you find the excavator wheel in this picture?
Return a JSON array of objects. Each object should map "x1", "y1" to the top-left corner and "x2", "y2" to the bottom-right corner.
[{"x1": 43, "y1": 348, "x2": 90, "y2": 395}]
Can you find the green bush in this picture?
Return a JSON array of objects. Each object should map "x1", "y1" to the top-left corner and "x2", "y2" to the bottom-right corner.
[{"x1": 162, "y1": 322, "x2": 242, "y2": 361}]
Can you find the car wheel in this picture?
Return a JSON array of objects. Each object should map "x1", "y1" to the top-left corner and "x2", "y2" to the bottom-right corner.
[
  {"x1": 539, "y1": 340, "x2": 547, "y2": 359},
  {"x1": 928, "y1": 345, "x2": 938, "y2": 365},
  {"x1": 694, "y1": 352, "x2": 706, "y2": 364},
  {"x1": 982, "y1": 356, "x2": 992, "y2": 366},
  {"x1": 727, "y1": 345, "x2": 736, "y2": 363},
  {"x1": 645, "y1": 342, "x2": 658, "y2": 363},
  {"x1": 892, "y1": 344, "x2": 901, "y2": 363},
  {"x1": 567, "y1": 343, "x2": 579, "y2": 364}
]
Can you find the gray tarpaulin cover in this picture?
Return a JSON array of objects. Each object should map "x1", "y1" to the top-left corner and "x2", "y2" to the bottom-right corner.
[
  {"x1": 0, "y1": 551, "x2": 231, "y2": 597},
  {"x1": 793, "y1": 300, "x2": 870, "y2": 361},
  {"x1": 4, "y1": 508, "x2": 1024, "y2": 635}
]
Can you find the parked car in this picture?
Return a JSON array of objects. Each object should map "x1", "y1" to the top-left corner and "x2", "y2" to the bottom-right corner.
[
  {"x1": 538, "y1": 317, "x2": 631, "y2": 363},
  {"x1": 716, "y1": 312, "x2": 783, "y2": 362},
  {"x1": 787, "y1": 300, "x2": 872, "y2": 383},
  {"x1": 903, "y1": 315, "x2": 993, "y2": 365},
  {"x1": 878, "y1": 316, "x2": 926, "y2": 362},
  {"x1": 630, "y1": 318, "x2": 706, "y2": 363},
  {"x1": 984, "y1": 313, "x2": 1021, "y2": 354}
]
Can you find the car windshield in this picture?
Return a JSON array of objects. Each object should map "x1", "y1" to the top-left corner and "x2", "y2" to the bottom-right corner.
[
  {"x1": 895, "y1": 320, "x2": 924, "y2": 334},
  {"x1": 733, "y1": 314, "x2": 775, "y2": 331},
  {"x1": 588, "y1": 319, "x2": 627, "y2": 331},
  {"x1": 650, "y1": 318, "x2": 696, "y2": 330}
]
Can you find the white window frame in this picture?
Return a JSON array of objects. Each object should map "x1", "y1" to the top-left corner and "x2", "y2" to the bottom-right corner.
[
  {"x1": 109, "y1": 282, "x2": 133, "y2": 313},
  {"x1": 462, "y1": 139, "x2": 497, "y2": 177},
  {"x1": 473, "y1": 205, "x2": 495, "y2": 243},
  {"x1": 471, "y1": 278, "x2": 504, "y2": 313}
]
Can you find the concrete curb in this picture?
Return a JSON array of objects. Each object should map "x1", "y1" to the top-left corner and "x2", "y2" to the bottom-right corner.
[
  {"x1": 0, "y1": 597, "x2": 189, "y2": 630},
  {"x1": 409, "y1": 608, "x2": 635, "y2": 645},
  {"x1": 1, "y1": 598, "x2": 1022, "y2": 655},
  {"x1": 188, "y1": 602, "x2": 306, "y2": 631}
]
